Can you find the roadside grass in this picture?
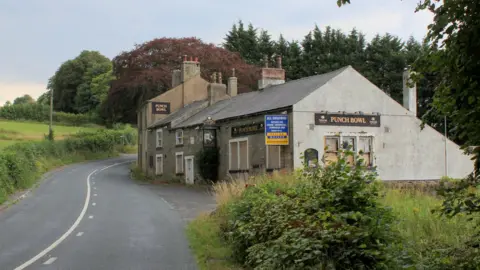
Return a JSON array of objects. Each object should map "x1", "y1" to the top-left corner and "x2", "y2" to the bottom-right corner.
[
  {"x1": 186, "y1": 172, "x2": 476, "y2": 270},
  {"x1": 186, "y1": 213, "x2": 242, "y2": 270}
]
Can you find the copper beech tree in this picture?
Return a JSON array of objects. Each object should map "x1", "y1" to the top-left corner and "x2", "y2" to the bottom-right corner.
[{"x1": 102, "y1": 37, "x2": 260, "y2": 124}]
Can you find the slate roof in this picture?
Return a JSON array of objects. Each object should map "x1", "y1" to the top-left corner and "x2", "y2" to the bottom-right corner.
[
  {"x1": 148, "y1": 100, "x2": 207, "y2": 128},
  {"x1": 151, "y1": 66, "x2": 350, "y2": 129}
]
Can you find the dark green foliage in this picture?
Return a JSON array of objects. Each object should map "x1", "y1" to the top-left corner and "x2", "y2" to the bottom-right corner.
[
  {"x1": 13, "y1": 95, "x2": 35, "y2": 105},
  {"x1": 0, "y1": 103, "x2": 101, "y2": 126},
  {"x1": 196, "y1": 147, "x2": 220, "y2": 182},
  {"x1": 222, "y1": 151, "x2": 400, "y2": 269},
  {"x1": 0, "y1": 128, "x2": 136, "y2": 204}
]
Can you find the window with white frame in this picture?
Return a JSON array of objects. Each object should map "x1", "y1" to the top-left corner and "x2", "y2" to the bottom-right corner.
[
  {"x1": 175, "y1": 152, "x2": 184, "y2": 174},
  {"x1": 175, "y1": 129, "x2": 184, "y2": 145},
  {"x1": 156, "y1": 129, "x2": 163, "y2": 148},
  {"x1": 229, "y1": 138, "x2": 248, "y2": 171},
  {"x1": 155, "y1": 154, "x2": 163, "y2": 175},
  {"x1": 324, "y1": 134, "x2": 374, "y2": 166},
  {"x1": 266, "y1": 145, "x2": 281, "y2": 169}
]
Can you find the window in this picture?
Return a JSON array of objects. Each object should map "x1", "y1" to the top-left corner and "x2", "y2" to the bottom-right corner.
[
  {"x1": 229, "y1": 138, "x2": 249, "y2": 171},
  {"x1": 358, "y1": 136, "x2": 373, "y2": 166},
  {"x1": 341, "y1": 136, "x2": 356, "y2": 165},
  {"x1": 176, "y1": 129, "x2": 184, "y2": 145},
  {"x1": 266, "y1": 145, "x2": 281, "y2": 169},
  {"x1": 156, "y1": 129, "x2": 163, "y2": 148},
  {"x1": 324, "y1": 136, "x2": 340, "y2": 165},
  {"x1": 324, "y1": 135, "x2": 374, "y2": 167},
  {"x1": 175, "y1": 152, "x2": 184, "y2": 174},
  {"x1": 156, "y1": 154, "x2": 163, "y2": 175}
]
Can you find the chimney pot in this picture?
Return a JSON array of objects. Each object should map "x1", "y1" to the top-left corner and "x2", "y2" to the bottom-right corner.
[
  {"x1": 218, "y1": 72, "x2": 223, "y2": 83},
  {"x1": 211, "y1": 72, "x2": 217, "y2": 83},
  {"x1": 276, "y1": 55, "x2": 282, "y2": 69},
  {"x1": 231, "y1": 68, "x2": 236, "y2": 77},
  {"x1": 194, "y1": 56, "x2": 199, "y2": 62},
  {"x1": 189, "y1": 56, "x2": 193, "y2": 61},
  {"x1": 183, "y1": 55, "x2": 187, "y2": 61},
  {"x1": 263, "y1": 55, "x2": 269, "y2": 68}
]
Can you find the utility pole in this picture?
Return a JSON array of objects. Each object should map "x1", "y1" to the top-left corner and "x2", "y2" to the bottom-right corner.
[
  {"x1": 444, "y1": 115, "x2": 448, "y2": 177},
  {"x1": 49, "y1": 88, "x2": 54, "y2": 140}
]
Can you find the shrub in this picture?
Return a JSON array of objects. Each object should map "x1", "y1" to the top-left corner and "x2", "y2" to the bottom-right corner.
[
  {"x1": 222, "y1": 150, "x2": 401, "y2": 269},
  {"x1": 196, "y1": 147, "x2": 220, "y2": 182},
  {"x1": 0, "y1": 103, "x2": 102, "y2": 126},
  {"x1": 0, "y1": 128, "x2": 136, "y2": 205}
]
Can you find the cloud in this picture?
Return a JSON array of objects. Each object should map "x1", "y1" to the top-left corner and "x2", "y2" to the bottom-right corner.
[
  {"x1": 0, "y1": 82, "x2": 47, "y2": 105},
  {"x1": 0, "y1": 0, "x2": 434, "y2": 96}
]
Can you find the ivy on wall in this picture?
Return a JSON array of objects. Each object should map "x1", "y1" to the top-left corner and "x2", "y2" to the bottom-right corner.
[{"x1": 196, "y1": 147, "x2": 220, "y2": 182}]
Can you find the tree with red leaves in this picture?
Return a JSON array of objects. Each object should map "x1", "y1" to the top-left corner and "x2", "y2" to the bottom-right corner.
[{"x1": 102, "y1": 37, "x2": 260, "y2": 124}]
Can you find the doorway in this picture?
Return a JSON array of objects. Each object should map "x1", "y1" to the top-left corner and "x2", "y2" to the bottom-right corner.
[{"x1": 185, "y1": 156, "x2": 195, "y2": 185}]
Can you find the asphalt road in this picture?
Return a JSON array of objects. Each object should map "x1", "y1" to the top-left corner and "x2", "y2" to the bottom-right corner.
[{"x1": 0, "y1": 156, "x2": 198, "y2": 270}]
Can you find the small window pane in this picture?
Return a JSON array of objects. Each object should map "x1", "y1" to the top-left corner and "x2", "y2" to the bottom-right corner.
[
  {"x1": 325, "y1": 137, "x2": 339, "y2": 152},
  {"x1": 239, "y1": 141, "x2": 248, "y2": 170},
  {"x1": 230, "y1": 142, "x2": 238, "y2": 170}
]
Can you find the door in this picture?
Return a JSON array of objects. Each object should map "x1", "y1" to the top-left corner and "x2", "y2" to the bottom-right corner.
[{"x1": 185, "y1": 156, "x2": 194, "y2": 185}]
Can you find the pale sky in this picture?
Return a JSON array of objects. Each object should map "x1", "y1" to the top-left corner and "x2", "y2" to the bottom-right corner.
[{"x1": 0, "y1": 0, "x2": 433, "y2": 105}]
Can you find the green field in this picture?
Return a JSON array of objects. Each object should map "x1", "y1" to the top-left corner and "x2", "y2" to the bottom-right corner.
[{"x1": 0, "y1": 120, "x2": 101, "y2": 149}]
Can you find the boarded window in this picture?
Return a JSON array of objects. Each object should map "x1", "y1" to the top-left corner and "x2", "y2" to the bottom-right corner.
[
  {"x1": 359, "y1": 136, "x2": 373, "y2": 166},
  {"x1": 175, "y1": 153, "x2": 184, "y2": 173},
  {"x1": 324, "y1": 137, "x2": 339, "y2": 165},
  {"x1": 229, "y1": 139, "x2": 248, "y2": 171},
  {"x1": 156, "y1": 154, "x2": 163, "y2": 175},
  {"x1": 342, "y1": 136, "x2": 356, "y2": 165},
  {"x1": 267, "y1": 145, "x2": 281, "y2": 169}
]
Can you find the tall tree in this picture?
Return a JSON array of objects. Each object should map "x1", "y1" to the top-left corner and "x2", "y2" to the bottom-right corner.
[
  {"x1": 13, "y1": 94, "x2": 35, "y2": 105},
  {"x1": 104, "y1": 37, "x2": 260, "y2": 124},
  {"x1": 48, "y1": 50, "x2": 112, "y2": 114},
  {"x1": 257, "y1": 30, "x2": 275, "y2": 65}
]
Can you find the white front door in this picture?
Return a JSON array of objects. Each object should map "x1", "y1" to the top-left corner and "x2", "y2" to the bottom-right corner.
[{"x1": 185, "y1": 156, "x2": 194, "y2": 185}]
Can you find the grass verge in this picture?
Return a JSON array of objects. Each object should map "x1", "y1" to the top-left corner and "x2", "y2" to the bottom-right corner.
[{"x1": 186, "y1": 213, "x2": 242, "y2": 270}]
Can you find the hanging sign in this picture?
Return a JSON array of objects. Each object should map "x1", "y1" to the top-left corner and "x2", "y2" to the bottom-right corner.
[
  {"x1": 152, "y1": 102, "x2": 171, "y2": 114},
  {"x1": 265, "y1": 115, "x2": 289, "y2": 145},
  {"x1": 314, "y1": 113, "x2": 380, "y2": 127},
  {"x1": 231, "y1": 123, "x2": 264, "y2": 137}
]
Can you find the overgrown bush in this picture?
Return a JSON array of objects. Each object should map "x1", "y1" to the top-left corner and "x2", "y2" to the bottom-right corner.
[
  {"x1": 0, "y1": 103, "x2": 102, "y2": 126},
  {"x1": 0, "y1": 128, "x2": 136, "y2": 204},
  {"x1": 222, "y1": 150, "x2": 401, "y2": 269}
]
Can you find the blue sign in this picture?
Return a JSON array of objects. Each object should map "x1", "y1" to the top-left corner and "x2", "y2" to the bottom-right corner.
[{"x1": 265, "y1": 115, "x2": 289, "y2": 145}]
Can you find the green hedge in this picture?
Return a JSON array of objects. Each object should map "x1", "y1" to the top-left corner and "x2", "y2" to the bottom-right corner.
[
  {"x1": 0, "y1": 103, "x2": 101, "y2": 126},
  {"x1": 0, "y1": 128, "x2": 137, "y2": 204}
]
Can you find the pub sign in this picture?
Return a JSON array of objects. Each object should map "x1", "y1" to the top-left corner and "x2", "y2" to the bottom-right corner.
[
  {"x1": 151, "y1": 102, "x2": 171, "y2": 115},
  {"x1": 314, "y1": 113, "x2": 380, "y2": 127},
  {"x1": 231, "y1": 123, "x2": 264, "y2": 137}
]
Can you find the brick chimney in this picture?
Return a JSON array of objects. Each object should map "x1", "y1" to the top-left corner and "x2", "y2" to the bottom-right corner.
[
  {"x1": 180, "y1": 55, "x2": 201, "y2": 83},
  {"x1": 258, "y1": 55, "x2": 285, "y2": 90},
  {"x1": 208, "y1": 72, "x2": 227, "y2": 106},
  {"x1": 227, "y1": 68, "x2": 238, "y2": 97},
  {"x1": 402, "y1": 66, "x2": 417, "y2": 116}
]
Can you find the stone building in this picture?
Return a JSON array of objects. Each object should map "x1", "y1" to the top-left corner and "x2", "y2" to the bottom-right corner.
[{"x1": 137, "y1": 56, "x2": 474, "y2": 184}]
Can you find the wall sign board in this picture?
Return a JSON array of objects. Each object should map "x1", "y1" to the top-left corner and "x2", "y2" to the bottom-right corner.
[
  {"x1": 265, "y1": 115, "x2": 289, "y2": 145},
  {"x1": 231, "y1": 123, "x2": 264, "y2": 137},
  {"x1": 152, "y1": 102, "x2": 171, "y2": 114},
  {"x1": 314, "y1": 113, "x2": 380, "y2": 127}
]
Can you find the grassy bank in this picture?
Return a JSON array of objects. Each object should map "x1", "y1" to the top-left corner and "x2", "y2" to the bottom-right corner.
[
  {"x1": 0, "y1": 120, "x2": 101, "y2": 149},
  {"x1": 0, "y1": 127, "x2": 137, "y2": 205},
  {"x1": 186, "y1": 171, "x2": 477, "y2": 270}
]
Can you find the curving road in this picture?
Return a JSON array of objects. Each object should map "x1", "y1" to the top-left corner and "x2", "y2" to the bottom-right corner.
[{"x1": 0, "y1": 155, "x2": 198, "y2": 270}]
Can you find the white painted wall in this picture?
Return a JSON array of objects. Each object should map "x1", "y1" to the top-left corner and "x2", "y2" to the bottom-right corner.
[{"x1": 292, "y1": 66, "x2": 473, "y2": 181}]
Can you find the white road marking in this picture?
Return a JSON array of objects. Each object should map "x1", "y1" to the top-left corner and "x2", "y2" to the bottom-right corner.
[
  {"x1": 76, "y1": 232, "x2": 84, "y2": 236},
  {"x1": 14, "y1": 160, "x2": 134, "y2": 270},
  {"x1": 88, "y1": 215, "x2": 93, "y2": 219},
  {"x1": 93, "y1": 194, "x2": 97, "y2": 196},
  {"x1": 92, "y1": 202, "x2": 96, "y2": 206},
  {"x1": 160, "y1": 197, "x2": 175, "y2": 210},
  {"x1": 43, "y1": 257, "x2": 57, "y2": 265}
]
